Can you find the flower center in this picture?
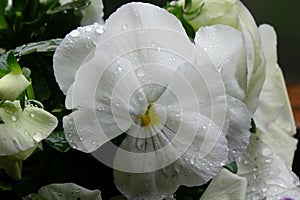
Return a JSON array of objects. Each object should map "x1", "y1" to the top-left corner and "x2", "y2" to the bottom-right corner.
[{"x1": 140, "y1": 104, "x2": 161, "y2": 127}]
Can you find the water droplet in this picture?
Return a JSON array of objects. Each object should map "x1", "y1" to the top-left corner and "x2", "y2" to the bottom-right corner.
[
  {"x1": 33, "y1": 132, "x2": 43, "y2": 142},
  {"x1": 11, "y1": 116, "x2": 17, "y2": 122},
  {"x1": 96, "y1": 26, "x2": 104, "y2": 34},
  {"x1": 262, "y1": 187, "x2": 268, "y2": 192},
  {"x1": 30, "y1": 112, "x2": 35, "y2": 118},
  {"x1": 253, "y1": 166, "x2": 258, "y2": 172},
  {"x1": 190, "y1": 157, "x2": 195, "y2": 165},
  {"x1": 71, "y1": 143, "x2": 77, "y2": 149},
  {"x1": 123, "y1": 25, "x2": 128, "y2": 30},
  {"x1": 251, "y1": 185, "x2": 258, "y2": 192},
  {"x1": 70, "y1": 30, "x2": 80, "y2": 38},
  {"x1": 75, "y1": 188, "x2": 81, "y2": 193},
  {"x1": 157, "y1": 46, "x2": 162, "y2": 52},
  {"x1": 136, "y1": 139, "x2": 145, "y2": 150},
  {"x1": 265, "y1": 158, "x2": 272, "y2": 163},
  {"x1": 136, "y1": 69, "x2": 145, "y2": 77},
  {"x1": 91, "y1": 141, "x2": 97, "y2": 145},
  {"x1": 174, "y1": 165, "x2": 180, "y2": 173},
  {"x1": 79, "y1": 137, "x2": 83, "y2": 141},
  {"x1": 262, "y1": 147, "x2": 272, "y2": 156},
  {"x1": 117, "y1": 66, "x2": 123, "y2": 73},
  {"x1": 169, "y1": 57, "x2": 176, "y2": 62},
  {"x1": 85, "y1": 26, "x2": 92, "y2": 32},
  {"x1": 243, "y1": 159, "x2": 250, "y2": 165}
]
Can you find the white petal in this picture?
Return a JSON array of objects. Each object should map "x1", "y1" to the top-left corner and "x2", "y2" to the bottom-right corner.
[
  {"x1": 226, "y1": 95, "x2": 251, "y2": 161},
  {"x1": 156, "y1": 55, "x2": 227, "y2": 131},
  {"x1": 114, "y1": 112, "x2": 227, "y2": 199},
  {"x1": 195, "y1": 24, "x2": 247, "y2": 101},
  {"x1": 53, "y1": 23, "x2": 104, "y2": 94},
  {"x1": 0, "y1": 101, "x2": 57, "y2": 156},
  {"x1": 237, "y1": 135, "x2": 300, "y2": 199},
  {"x1": 238, "y1": 1, "x2": 266, "y2": 114},
  {"x1": 253, "y1": 24, "x2": 296, "y2": 166},
  {"x1": 200, "y1": 168, "x2": 247, "y2": 200},
  {"x1": 103, "y1": 2, "x2": 187, "y2": 37},
  {"x1": 257, "y1": 127, "x2": 297, "y2": 168},
  {"x1": 254, "y1": 25, "x2": 295, "y2": 134}
]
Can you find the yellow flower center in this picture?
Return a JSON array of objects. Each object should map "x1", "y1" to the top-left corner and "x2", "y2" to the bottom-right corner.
[{"x1": 140, "y1": 105, "x2": 160, "y2": 127}]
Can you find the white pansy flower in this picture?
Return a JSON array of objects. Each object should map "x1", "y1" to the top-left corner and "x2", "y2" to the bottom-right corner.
[
  {"x1": 174, "y1": 0, "x2": 266, "y2": 115},
  {"x1": 0, "y1": 72, "x2": 30, "y2": 100},
  {"x1": 254, "y1": 24, "x2": 297, "y2": 167},
  {"x1": 0, "y1": 100, "x2": 58, "y2": 179},
  {"x1": 54, "y1": 2, "x2": 252, "y2": 199},
  {"x1": 237, "y1": 135, "x2": 300, "y2": 199}
]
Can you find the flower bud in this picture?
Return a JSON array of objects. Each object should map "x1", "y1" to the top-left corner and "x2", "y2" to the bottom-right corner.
[{"x1": 0, "y1": 72, "x2": 30, "y2": 100}]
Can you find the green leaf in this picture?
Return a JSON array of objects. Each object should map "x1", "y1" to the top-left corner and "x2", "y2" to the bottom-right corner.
[
  {"x1": 224, "y1": 161, "x2": 238, "y2": 174},
  {"x1": 14, "y1": 39, "x2": 62, "y2": 56},
  {"x1": 7, "y1": 52, "x2": 22, "y2": 74},
  {"x1": 0, "y1": 0, "x2": 8, "y2": 30},
  {"x1": 0, "y1": 181, "x2": 13, "y2": 191},
  {"x1": 45, "y1": 132, "x2": 71, "y2": 153}
]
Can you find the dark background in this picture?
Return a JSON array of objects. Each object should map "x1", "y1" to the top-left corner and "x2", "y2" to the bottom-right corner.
[{"x1": 103, "y1": 0, "x2": 300, "y2": 83}]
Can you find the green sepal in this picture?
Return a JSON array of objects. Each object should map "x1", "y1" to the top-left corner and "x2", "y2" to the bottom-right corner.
[
  {"x1": 183, "y1": 2, "x2": 205, "y2": 21},
  {"x1": 184, "y1": 0, "x2": 192, "y2": 12},
  {"x1": 224, "y1": 161, "x2": 238, "y2": 174},
  {"x1": 7, "y1": 52, "x2": 22, "y2": 74},
  {"x1": 250, "y1": 118, "x2": 257, "y2": 134},
  {"x1": 165, "y1": 3, "x2": 196, "y2": 38}
]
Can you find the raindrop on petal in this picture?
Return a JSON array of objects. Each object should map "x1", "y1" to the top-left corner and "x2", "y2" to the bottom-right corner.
[
  {"x1": 70, "y1": 30, "x2": 80, "y2": 38},
  {"x1": 11, "y1": 115, "x2": 17, "y2": 122},
  {"x1": 136, "y1": 69, "x2": 145, "y2": 77},
  {"x1": 30, "y1": 112, "x2": 35, "y2": 118}
]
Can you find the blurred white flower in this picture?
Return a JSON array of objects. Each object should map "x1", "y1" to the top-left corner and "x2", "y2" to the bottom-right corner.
[
  {"x1": 0, "y1": 100, "x2": 58, "y2": 179},
  {"x1": 254, "y1": 24, "x2": 297, "y2": 167},
  {"x1": 59, "y1": 0, "x2": 104, "y2": 25},
  {"x1": 174, "y1": 0, "x2": 266, "y2": 115}
]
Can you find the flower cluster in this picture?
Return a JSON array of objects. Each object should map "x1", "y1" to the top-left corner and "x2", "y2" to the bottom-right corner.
[
  {"x1": 0, "y1": 0, "x2": 299, "y2": 199},
  {"x1": 52, "y1": 0, "x2": 300, "y2": 199}
]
